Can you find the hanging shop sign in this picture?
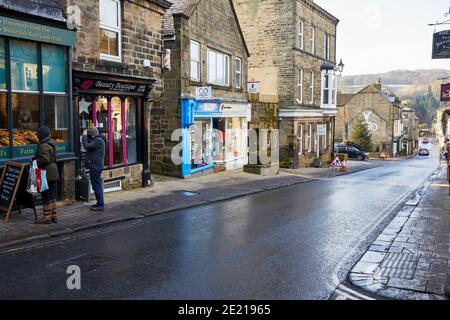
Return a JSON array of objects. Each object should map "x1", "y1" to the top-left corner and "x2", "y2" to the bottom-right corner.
[
  {"x1": 441, "y1": 83, "x2": 450, "y2": 101},
  {"x1": 74, "y1": 78, "x2": 148, "y2": 93},
  {"x1": 0, "y1": 16, "x2": 76, "y2": 47},
  {"x1": 432, "y1": 30, "x2": 450, "y2": 59}
]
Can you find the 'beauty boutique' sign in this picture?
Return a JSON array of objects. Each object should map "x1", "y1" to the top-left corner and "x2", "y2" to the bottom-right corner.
[{"x1": 74, "y1": 78, "x2": 148, "y2": 94}]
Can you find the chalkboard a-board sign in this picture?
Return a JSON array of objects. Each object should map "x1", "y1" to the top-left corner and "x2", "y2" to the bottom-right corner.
[{"x1": 0, "y1": 162, "x2": 26, "y2": 222}]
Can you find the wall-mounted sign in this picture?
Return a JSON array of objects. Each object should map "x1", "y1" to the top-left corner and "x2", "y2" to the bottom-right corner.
[
  {"x1": 432, "y1": 30, "x2": 450, "y2": 59},
  {"x1": 195, "y1": 87, "x2": 212, "y2": 100},
  {"x1": 0, "y1": 16, "x2": 76, "y2": 47},
  {"x1": 247, "y1": 82, "x2": 259, "y2": 93},
  {"x1": 74, "y1": 78, "x2": 148, "y2": 93},
  {"x1": 317, "y1": 124, "x2": 327, "y2": 136},
  {"x1": 441, "y1": 83, "x2": 450, "y2": 101}
]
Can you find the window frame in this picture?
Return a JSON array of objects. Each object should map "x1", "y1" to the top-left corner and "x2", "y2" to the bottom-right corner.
[
  {"x1": 307, "y1": 124, "x2": 312, "y2": 153},
  {"x1": 299, "y1": 20, "x2": 304, "y2": 50},
  {"x1": 207, "y1": 49, "x2": 230, "y2": 87},
  {"x1": 190, "y1": 40, "x2": 201, "y2": 81},
  {"x1": 298, "y1": 124, "x2": 303, "y2": 155},
  {"x1": 310, "y1": 27, "x2": 315, "y2": 54},
  {"x1": 309, "y1": 71, "x2": 315, "y2": 105},
  {"x1": 99, "y1": 0, "x2": 122, "y2": 62},
  {"x1": 297, "y1": 67, "x2": 303, "y2": 104},
  {"x1": 235, "y1": 57, "x2": 242, "y2": 89},
  {"x1": 324, "y1": 33, "x2": 330, "y2": 60}
]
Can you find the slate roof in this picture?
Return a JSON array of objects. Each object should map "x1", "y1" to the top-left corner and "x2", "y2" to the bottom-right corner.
[
  {"x1": 163, "y1": 0, "x2": 201, "y2": 35},
  {"x1": 337, "y1": 94, "x2": 355, "y2": 107}
]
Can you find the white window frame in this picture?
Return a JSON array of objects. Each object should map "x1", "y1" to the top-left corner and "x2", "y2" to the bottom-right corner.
[
  {"x1": 307, "y1": 124, "x2": 312, "y2": 153},
  {"x1": 235, "y1": 57, "x2": 242, "y2": 89},
  {"x1": 324, "y1": 33, "x2": 330, "y2": 60},
  {"x1": 297, "y1": 67, "x2": 303, "y2": 104},
  {"x1": 309, "y1": 71, "x2": 315, "y2": 105},
  {"x1": 190, "y1": 40, "x2": 201, "y2": 81},
  {"x1": 99, "y1": 0, "x2": 122, "y2": 62},
  {"x1": 310, "y1": 27, "x2": 315, "y2": 54},
  {"x1": 321, "y1": 70, "x2": 337, "y2": 108},
  {"x1": 299, "y1": 20, "x2": 304, "y2": 50},
  {"x1": 298, "y1": 124, "x2": 303, "y2": 155},
  {"x1": 207, "y1": 49, "x2": 230, "y2": 87}
]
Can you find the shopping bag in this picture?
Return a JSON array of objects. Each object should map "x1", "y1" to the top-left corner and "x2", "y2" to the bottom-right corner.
[
  {"x1": 39, "y1": 169, "x2": 49, "y2": 193},
  {"x1": 26, "y1": 160, "x2": 38, "y2": 194}
]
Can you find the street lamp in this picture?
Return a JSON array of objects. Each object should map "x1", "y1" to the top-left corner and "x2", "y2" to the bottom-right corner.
[{"x1": 337, "y1": 59, "x2": 345, "y2": 76}]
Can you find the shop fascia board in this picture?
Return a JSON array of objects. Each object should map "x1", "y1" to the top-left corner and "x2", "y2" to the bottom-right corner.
[
  {"x1": 180, "y1": 93, "x2": 249, "y2": 104},
  {"x1": 279, "y1": 107, "x2": 333, "y2": 118}
]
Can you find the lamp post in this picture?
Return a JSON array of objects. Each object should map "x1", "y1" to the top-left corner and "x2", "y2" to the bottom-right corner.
[{"x1": 331, "y1": 59, "x2": 344, "y2": 161}]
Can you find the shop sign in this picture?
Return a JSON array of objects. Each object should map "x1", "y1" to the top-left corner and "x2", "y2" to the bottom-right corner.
[
  {"x1": 12, "y1": 145, "x2": 37, "y2": 158},
  {"x1": 317, "y1": 124, "x2": 327, "y2": 136},
  {"x1": 196, "y1": 103, "x2": 219, "y2": 113},
  {"x1": 0, "y1": 16, "x2": 76, "y2": 47},
  {"x1": 220, "y1": 103, "x2": 251, "y2": 118},
  {"x1": 195, "y1": 87, "x2": 212, "y2": 100},
  {"x1": 0, "y1": 147, "x2": 9, "y2": 159},
  {"x1": 432, "y1": 30, "x2": 450, "y2": 59},
  {"x1": 75, "y1": 78, "x2": 147, "y2": 93},
  {"x1": 441, "y1": 83, "x2": 450, "y2": 101}
]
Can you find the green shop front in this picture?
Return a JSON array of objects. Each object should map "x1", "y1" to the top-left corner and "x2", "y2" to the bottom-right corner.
[{"x1": 0, "y1": 14, "x2": 76, "y2": 200}]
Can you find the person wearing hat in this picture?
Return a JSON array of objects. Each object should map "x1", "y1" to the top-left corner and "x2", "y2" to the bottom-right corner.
[
  {"x1": 33, "y1": 126, "x2": 60, "y2": 224},
  {"x1": 82, "y1": 127, "x2": 106, "y2": 211}
]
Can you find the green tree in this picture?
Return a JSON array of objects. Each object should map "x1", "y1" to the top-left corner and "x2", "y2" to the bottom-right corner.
[{"x1": 349, "y1": 119, "x2": 373, "y2": 151}]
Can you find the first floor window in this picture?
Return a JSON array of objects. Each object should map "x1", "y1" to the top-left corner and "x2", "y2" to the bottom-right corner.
[
  {"x1": 190, "y1": 41, "x2": 200, "y2": 81},
  {"x1": 310, "y1": 71, "x2": 315, "y2": 104},
  {"x1": 235, "y1": 58, "x2": 242, "y2": 89},
  {"x1": 297, "y1": 68, "x2": 303, "y2": 103},
  {"x1": 99, "y1": 0, "x2": 121, "y2": 61},
  {"x1": 298, "y1": 124, "x2": 303, "y2": 155},
  {"x1": 307, "y1": 124, "x2": 312, "y2": 153},
  {"x1": 310, "y1": 27, "x2": 315, "y2": 54},
  {"x1": 207, "y1": 49, "x2": 230, "y2": 86}
]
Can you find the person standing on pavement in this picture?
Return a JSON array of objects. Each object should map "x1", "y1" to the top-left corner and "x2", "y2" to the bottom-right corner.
[
  {"x1": 82, "y1": 127, "x2": 106, "y2": 211},
  {"x1": 34, "y1": 126, "x2": 60, "y2": 224}
]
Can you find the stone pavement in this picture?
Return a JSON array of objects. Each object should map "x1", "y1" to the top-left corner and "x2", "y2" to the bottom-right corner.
[
  {"x1": 348, "y1": 162, "x2": 450, "y2": 300},
  {"x1": 0, "y1": 160, "x2": 381, "y2": 250}
]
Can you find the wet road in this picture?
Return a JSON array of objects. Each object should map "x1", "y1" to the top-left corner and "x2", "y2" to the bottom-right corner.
[{"x1": 0, "y1": 147, "x2": 440, "y2": 299}]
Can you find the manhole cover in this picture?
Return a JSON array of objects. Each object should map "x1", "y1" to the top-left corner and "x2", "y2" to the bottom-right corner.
[
  {"x1": 178, "y1": 190, "x2": 198, "y2": 197},
  {"x1": 47, "y1": 254, "x2": 115, "y2": 273},
  {"x1": 374, "y1": 252, "x2": 421, "y2": 279}
]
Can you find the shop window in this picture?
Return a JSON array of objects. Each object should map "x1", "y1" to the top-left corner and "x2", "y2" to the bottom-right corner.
[
  {"x1": 44, "y1": 96, "x2": 68, "y2": 151},
  {"x1": 10, "y1": 40, "x2": 39, "y2": 92},
  {"x1": 207, "y1": 49, "x2": 230, "y2": 86},
  {"x1": 190, "y1": 119, "x2": 213, "y2": 169},
  {"x1": 0, "y1": 38, "x2": 5, "y2": 90},
  {"x1": 111, "y1": 96, "x2": 123, "y2": 165},
  {"x1": 79, "y1": 96, "x2": 95, "y2": 130},
  {"x1": 125, "y1": 97, "x2": 137, "y2": 164},
  {"x1": 96, "y1": 96, "x2": 109, "y2": 166},
  {"x1": 99, "y1": 0, "x2": 121, "y2": 61},
  {"x1": 0, "y1": 93, "x2": 8, "y2": 159},
  {"x1": 190, "y1": 41, "x2": 200, "y2": 81},
  {"x1": 225, "y1": 117, "x2": 243, "y2": 160},
  {"x1": 42, "y1": 45, "x2": 67, "y2": 93}
]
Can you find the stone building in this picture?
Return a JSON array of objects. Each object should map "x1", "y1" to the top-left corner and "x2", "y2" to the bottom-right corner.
[
  {"x1": 152, "y1": 0, "x2": 251, "y2": 178},
  {"x1": 400, "y1": 107, "x2": 419, "y2": 155},
  {"x1": 234, "y1": 0, "x2": 340, "y2": 168},
  {"x1": 336, "y1": 83, "x2": 403, "y2": 157},
  {"x1": 68, "y1": 0, "x2": 171, "y2": 193}
]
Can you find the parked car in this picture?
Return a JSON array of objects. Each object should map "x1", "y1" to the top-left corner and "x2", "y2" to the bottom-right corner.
[
  {"x1": 335, "y1": 145, "x2": 369, "y2": 161},
  {"x1": 418, "y1": 148, "x2": 429, "y2": 156}
]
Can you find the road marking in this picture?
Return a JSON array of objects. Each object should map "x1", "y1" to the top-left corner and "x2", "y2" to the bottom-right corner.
[
  {"x1": 334, "y1": 289, "x2": 359, "y2": 300},
  {"x1": 431, "y1": 184, "x2": 449, "y2": 187}
]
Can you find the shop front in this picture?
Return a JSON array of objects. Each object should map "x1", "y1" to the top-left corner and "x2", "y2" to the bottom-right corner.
[
  {"x1": 73, "y1": 71, "x2": 153, "y2": 191},
  {"x1": 0, "y1": 13, "x2": 76, "y2": 200},
  {"x1": 181, "y1": 99, "x2": 251, "y2": 178}
]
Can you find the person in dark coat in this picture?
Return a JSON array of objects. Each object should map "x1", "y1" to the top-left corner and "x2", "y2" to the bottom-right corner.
[
  {"x1": 82, "y1": 127, "x2": 106, "y2": 211},
  {"x1": 34, "y1": 126, "x2": 60, "y2": 224}
]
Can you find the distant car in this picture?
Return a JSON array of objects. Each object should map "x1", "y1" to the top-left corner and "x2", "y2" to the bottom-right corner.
[
  {"x1": 422, "y1": 137, "x2": 430, "y2": 144},
  {"x1": 335, "y1": 145, "x2": 369, "y2": 161},
  {"x1": 419, "y1": 148, "x2": 430, "y2": 156}
]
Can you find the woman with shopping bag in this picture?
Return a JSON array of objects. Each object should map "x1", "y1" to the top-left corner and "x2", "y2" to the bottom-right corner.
[{"x1": 33, "y1": 126, "x2": 60, "y2": 224}]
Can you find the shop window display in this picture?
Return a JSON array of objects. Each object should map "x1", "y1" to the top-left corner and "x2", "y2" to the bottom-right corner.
[
  {"x1": 125, "y1": 97, "x2": 137, "y2": 164},
  {"x1": 190, "y1": 119, "x2": 213, "y2": 169},
  {"x1": 111, "y1": 96, "x2": 123, "y2": 165}
]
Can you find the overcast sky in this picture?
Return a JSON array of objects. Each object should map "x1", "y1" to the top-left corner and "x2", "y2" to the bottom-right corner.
[{"x1": 315, "y1": 0, "x2": 450, "y2": 75}]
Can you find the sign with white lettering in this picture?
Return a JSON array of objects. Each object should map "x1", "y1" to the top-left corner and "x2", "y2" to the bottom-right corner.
[
  {"x1": 317, "y1": 124, "x2": 327, "y2": 136},
  {"x1": 247, "y1": 82, "x2": 259, "y2": 93},
  {"x1": 195, "y1": 87, "x2": 212, "y2": 100},
  {"x1": 74, "y1": 78, "x2": 148, "y2": 93},
  {"x1": 0, "y1": 16, "x2": 76, "y2": 47},
  {"x1": 432, "y1": 30, "x2": 450, "y2": 59}
]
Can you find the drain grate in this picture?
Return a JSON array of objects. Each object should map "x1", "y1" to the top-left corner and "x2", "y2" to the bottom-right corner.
[
  {"x1": 47, "y1": 254, "x2": 115, "y2": 273},
  {"x1": 374, "y1": 252, "x2": 421, "y2": 279},
  {"x1": 178, "y1": 190, "x2": 199, "y2": 197}
]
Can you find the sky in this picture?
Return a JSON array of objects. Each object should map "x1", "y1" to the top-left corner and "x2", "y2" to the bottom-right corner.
[{"x1": 315, "y1": 0, "x2": 450, "y2": 75}]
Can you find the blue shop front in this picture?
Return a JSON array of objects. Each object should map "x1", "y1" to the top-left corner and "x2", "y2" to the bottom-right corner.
[{"x1": 181, "y1": 99, "x2": 252, "y2": 178}]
